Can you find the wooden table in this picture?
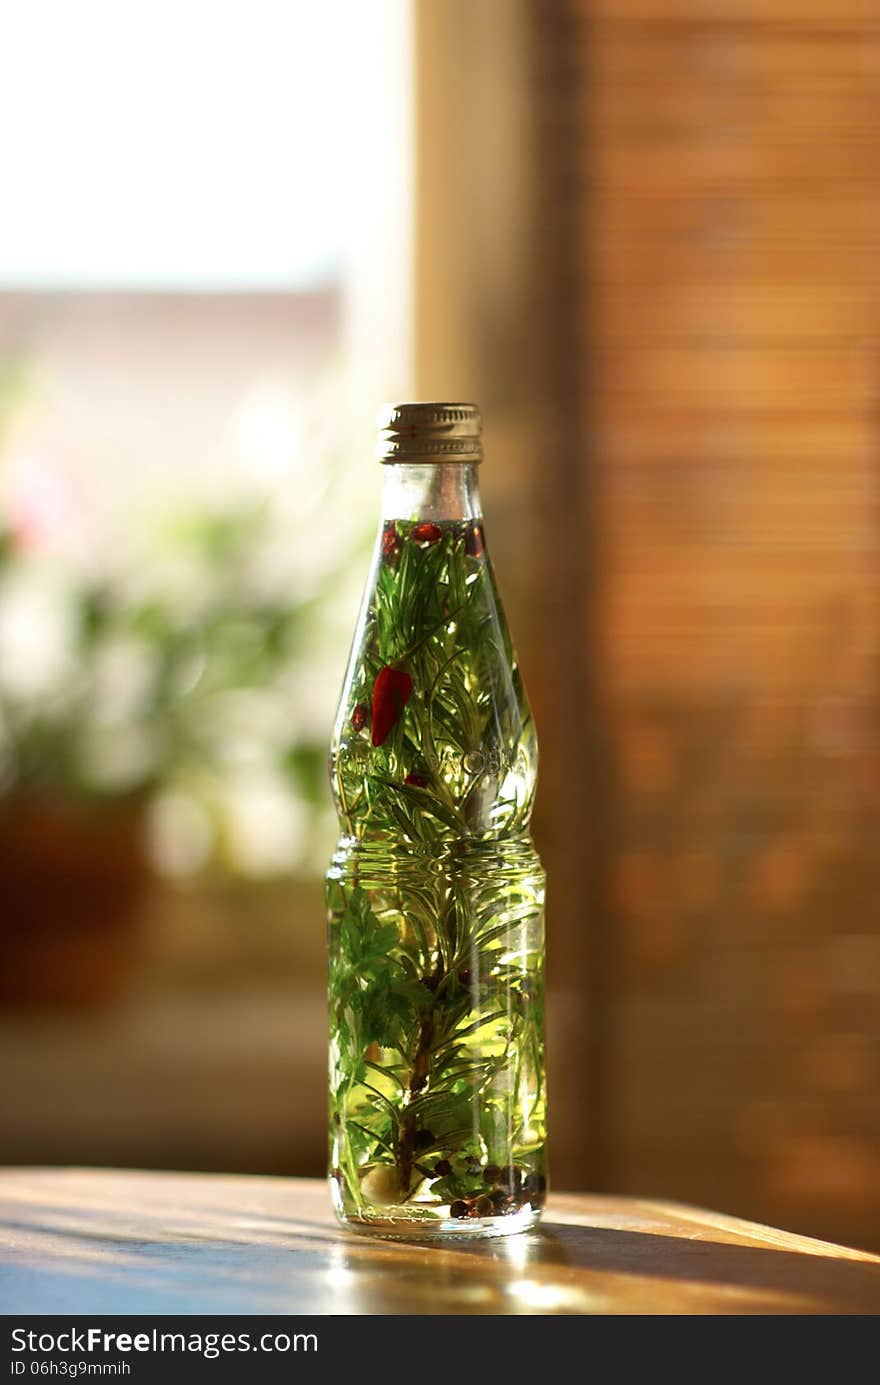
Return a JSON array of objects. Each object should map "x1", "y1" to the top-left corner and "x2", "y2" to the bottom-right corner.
[{"x1": 0, "y1": 1169, "x2": 877, "y2": 1315}]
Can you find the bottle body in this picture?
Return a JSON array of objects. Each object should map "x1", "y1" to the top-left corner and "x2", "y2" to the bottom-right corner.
[{"x1": 326, "y1": 434, "x2": 547, "y2": 1238}]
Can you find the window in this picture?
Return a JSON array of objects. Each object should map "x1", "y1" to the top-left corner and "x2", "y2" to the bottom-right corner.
[{"x1": 0, "y1": 0, "x2": 413, "y2": 876}]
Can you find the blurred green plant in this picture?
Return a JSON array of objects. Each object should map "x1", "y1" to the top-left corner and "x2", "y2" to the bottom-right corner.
[{"x1": 0, "y1": 467, "x2": 371, "y2": 879}]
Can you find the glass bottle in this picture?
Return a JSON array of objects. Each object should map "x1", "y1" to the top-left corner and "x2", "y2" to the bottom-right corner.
[{"x1": 326, "y1": 402, "x2": 547, "y2": 1238}]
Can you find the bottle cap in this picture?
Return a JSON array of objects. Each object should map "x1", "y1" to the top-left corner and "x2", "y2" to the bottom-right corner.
[{"x1": 376, "y1": 402, "x2": 483, "y2": 464}]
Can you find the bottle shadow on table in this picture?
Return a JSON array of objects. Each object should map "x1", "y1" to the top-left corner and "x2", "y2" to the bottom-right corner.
[
  {"x1": 276, "y1": 1216, "x2": 880, "y2": 1313},
  {"x1": 478, "y1": 1222, "x2": 879, "y2": 1312},
  {"x1": 2, "y1": 1201, "x2": 877, "y2": 1315},
  {"x1": 251, "y1": 1205, "x2": 879, "y2": 1313}
]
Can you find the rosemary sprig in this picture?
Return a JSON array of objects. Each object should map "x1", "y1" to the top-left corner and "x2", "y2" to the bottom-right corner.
[{"x1": 328, "y1": 518, "x2": 547, "y2": 1218}]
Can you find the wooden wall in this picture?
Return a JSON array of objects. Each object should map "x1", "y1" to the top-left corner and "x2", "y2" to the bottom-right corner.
[{"x1": 531, "y1": 1, "x2": 880, "y2": 1248}]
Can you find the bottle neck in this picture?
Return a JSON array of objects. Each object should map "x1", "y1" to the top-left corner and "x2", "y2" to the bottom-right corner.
[{"x1": 380, "y1": 463, "x2": 482, "y2": 522}]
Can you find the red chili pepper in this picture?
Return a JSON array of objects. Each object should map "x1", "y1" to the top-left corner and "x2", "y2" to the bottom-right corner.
[
  {"x1": 350, "y1": 703, "x2": 368, "y2": 732},
  {"x1": 465, "y1": 523, "x2": 485, "y2": 558},
  {"x1": 404, "y1": 772, "x2": 429, "y2": 788},
  {"x1": 382, "y1": 523, "x2": 400, "y2": 560},
  {"x1": 410, "y1": 522, "x2": 442, "y2": 545},
  {"x1": 371, "y1": 666, "x2": 413, "y2": 746}
]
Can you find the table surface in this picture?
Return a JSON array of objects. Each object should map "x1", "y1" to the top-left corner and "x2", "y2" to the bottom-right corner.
[{"x1": 1, "y1": 1168, "x2": 878, "y2": 1315}]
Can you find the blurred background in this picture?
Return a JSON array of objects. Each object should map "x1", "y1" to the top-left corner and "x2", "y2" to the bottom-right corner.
[{"x1": 2, "y1": 0, "x2": 878, "y2": 1253}]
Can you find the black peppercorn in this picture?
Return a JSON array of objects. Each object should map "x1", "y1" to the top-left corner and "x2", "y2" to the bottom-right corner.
[
  {"x1": 484, "y1": 1164, "x2": 501, "y2": 1184},
  {"x1": 413, "y1": 1128, "x2": 434, "y2": 1151},
  {"x1": 475, "y1": 1194, "x2": 495, "y2": 1217},
  {"x1": 458, "y1": 968, "x2": 472, "y2": 986},
  {"x1": 450, "y1": 1199, "x2": 469, "y2": 1219},
  {"x1": 507, "y1": 1166, "x2": 523, "y2": 1193},
  {"x1": 434, "y1": 1158, "x2": 452, "y2": 1177}
]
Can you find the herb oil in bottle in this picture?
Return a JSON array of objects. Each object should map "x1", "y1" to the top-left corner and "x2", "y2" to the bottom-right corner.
[{"x1": 327, "y1": 403, "x2": 547, "y2": 1238}]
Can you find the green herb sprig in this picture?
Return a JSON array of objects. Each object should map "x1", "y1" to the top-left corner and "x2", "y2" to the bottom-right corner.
[{"x1": 328, "y1": 519, "x2": 547, "y2": 1223}]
